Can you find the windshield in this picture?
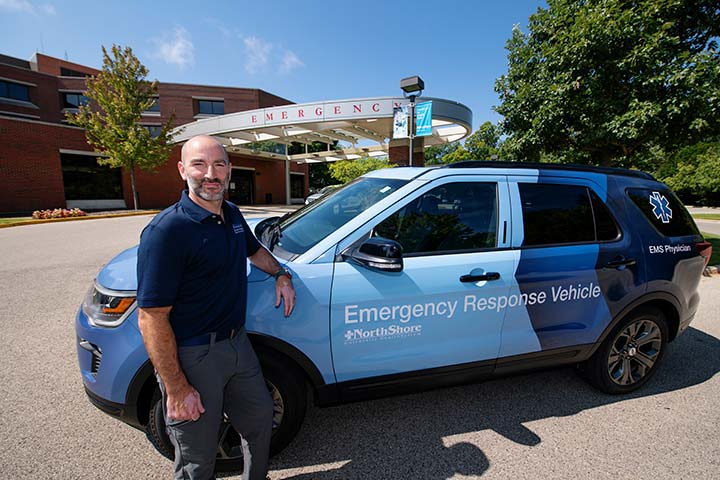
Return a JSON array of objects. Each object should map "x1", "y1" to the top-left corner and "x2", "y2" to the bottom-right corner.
[{"x1": 265, "y1": 176, "x2": 408, "y2": 257}]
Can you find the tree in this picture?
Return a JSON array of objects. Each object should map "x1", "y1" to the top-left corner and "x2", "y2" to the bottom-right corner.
[
  {"x1": 424, "y1": 121, "x2": 504, "y2": 164},
  {"x1": 67, "y1": 45, "x2": 176, "y2": 209},
  {"x1": 309, "y1": 162, "x2": 334, "y2": 190},
  {"x1": 660, "y1": 142, "x2": 720, "y2": 205},
  {"x1": 495, "y1": 0, "x2": 720, "y2": 166},
  {"x1": 424, "y1": 141, "x2": 461, "y2": 165},
  {"x1": 328, "y1": 156, "x2": 392, "y2": 183},
  {"x1": 464, "y1": 121, "x2": 502, "y2": 160}
]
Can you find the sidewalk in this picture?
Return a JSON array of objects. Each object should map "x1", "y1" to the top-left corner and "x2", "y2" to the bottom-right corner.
[
  {"x1": 686, "y1": 206, "x2": 720, "y2": 214},
  {"x1": 90, "y1": 204, "x2": 303, "y2": 219},
  {"x1": 0, "y1": 204, "x2": 303, "y2": 228}
]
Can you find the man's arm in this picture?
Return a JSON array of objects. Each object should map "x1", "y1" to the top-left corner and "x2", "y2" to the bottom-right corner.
[
  {"x1": 137, "y1": 306, "x2": 205, "y2": 421},
  {"x1": 249, "y1": 246, "x2": 296, "y2": 317}
]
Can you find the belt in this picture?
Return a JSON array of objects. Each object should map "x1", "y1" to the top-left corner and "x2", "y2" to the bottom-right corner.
[{"x1": 177, "y1": 328, "x2": 239, "y2": 347}]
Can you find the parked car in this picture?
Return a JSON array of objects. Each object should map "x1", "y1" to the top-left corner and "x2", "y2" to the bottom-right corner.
[
  {"x1": 304, "y1": 184, "x2": 341, "y2": 204},
  {"x1": 76, "y1": 161, "x2": 711, "y2": 474}
]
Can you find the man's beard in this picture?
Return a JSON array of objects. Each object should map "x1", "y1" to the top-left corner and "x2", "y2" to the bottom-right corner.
[{"x1": 187, "y1": 176, "x2": 229, "y2": 201}]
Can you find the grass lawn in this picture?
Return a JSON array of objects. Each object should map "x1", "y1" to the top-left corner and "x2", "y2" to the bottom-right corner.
[
  {"x1": 692, "y1": 213, "x2": 720, "y2": 220},
  {"x1": 0, "y1": 217, "x2": 33, "y2": 225},
  {"x1": 701, "y1": 232, "x2": 720, "y2": 266}
]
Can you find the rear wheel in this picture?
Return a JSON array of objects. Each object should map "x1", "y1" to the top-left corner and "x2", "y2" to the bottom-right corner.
[
  {"x1": 585, "y1": 307, "x2": 668, "y2": 394},
  {"x1": 145, "y1": 353, "x2": 307, "y2": 473}
]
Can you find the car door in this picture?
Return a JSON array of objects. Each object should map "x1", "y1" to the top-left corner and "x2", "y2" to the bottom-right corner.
[
  {"x1": 330, "y1": 176, "x2": 514, "y2": 383},
  {"x1": 500, "y1": 176, "x2": 618, "y2": 357}
]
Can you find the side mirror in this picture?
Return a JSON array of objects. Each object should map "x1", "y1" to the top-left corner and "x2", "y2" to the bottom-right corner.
[{"x1": 349, "y1": 237, "x2": 403, "y2": 272}]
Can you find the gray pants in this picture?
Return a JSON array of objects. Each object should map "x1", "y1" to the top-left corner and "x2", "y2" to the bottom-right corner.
[{"x1": 159, "y1": 330, "x2": 273, "y2": 480}]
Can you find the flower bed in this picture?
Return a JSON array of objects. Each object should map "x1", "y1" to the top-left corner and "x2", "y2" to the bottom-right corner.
[{"x1": 32, "y1": 208, "x2": 88, "y2": 219}]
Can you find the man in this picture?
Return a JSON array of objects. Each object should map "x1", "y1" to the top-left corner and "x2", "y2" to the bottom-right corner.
[{"x1": 137, "y1": 135, "x2": 295, "y2": 480}]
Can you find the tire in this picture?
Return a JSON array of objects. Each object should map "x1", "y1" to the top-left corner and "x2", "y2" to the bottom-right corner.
[
  {"x1": 585, "y1": 306, "x2": 668, "y2": 394},
  {"x1": 144, "y1": 352, "x2": 308, "y2": 474}
]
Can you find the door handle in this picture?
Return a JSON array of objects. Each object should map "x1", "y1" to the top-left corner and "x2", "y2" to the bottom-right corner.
[
  {"x1": 605, "y1": 257, "x2": 636, "y2": 269},
  {"x1": 460, "y1": 272, "x2": 500, "y2": 282}
]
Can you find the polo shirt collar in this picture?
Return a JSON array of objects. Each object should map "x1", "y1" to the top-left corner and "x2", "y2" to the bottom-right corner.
[{"x1": 180, "y1": 190, "x2": 229, "y2": 223}]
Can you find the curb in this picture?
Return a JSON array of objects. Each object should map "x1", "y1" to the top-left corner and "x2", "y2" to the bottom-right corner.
[{"x1": 0, "y1": 210, "x2": 160, "y2": 229}]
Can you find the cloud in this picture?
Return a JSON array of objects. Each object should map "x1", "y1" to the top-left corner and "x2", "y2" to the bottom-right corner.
[
  {"x1": 0, "y1": 0, "x2": 55, "y2": 15},
  {"x1": 154, "y1": 27, "x2": 194, "y2": 68},
  {"x1": 203, "y1": 17, "x2": 237, "y2": 39},
  {"x1": 280, "y1": 50, "x2": 304, "y2": 74},
  {"x1": 243, "y1": 36, "x2": 272, "y2": 74}
]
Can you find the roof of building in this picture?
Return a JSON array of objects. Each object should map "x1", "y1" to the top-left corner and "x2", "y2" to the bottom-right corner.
[{"x1": 172, "y1": 96, "x2": 473, "y2": 163}]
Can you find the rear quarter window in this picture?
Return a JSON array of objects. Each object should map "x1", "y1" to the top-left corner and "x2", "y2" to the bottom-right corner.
[{"x1": 626, "y1": 188, "x2": 699, "y2": 237}]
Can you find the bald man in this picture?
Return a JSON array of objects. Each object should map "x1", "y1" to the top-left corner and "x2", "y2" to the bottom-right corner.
[{"x1": 137, "y1": 135, "x2": 295, "y2": 480}]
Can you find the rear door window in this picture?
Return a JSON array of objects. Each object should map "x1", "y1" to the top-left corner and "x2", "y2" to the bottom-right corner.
[{"x1": 518, "y1": 183, "x2": 620, "y2": 246}]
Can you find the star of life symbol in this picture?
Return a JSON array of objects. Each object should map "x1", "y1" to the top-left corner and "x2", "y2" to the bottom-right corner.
[
  {"x1": 344, "y1": 330, "x2": 354, "y2": 341},
  {"x1": 649, "y1": 192, "x2": 672, "y2": 224}
]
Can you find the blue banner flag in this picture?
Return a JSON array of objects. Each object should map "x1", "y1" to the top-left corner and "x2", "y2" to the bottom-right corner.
[{"x1": 415, "y1": 101, "x2": 432, "y2": 137}]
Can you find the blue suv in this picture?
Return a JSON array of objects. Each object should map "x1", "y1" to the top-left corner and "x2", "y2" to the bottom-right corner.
[{"x1": 76, "y1": 162, "x2": 711, "y2": 473}]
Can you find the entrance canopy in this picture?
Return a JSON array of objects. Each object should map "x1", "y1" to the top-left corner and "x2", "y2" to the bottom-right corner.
[{"x1": 172, "y1": 97, "x2": 472, "y2": 163}]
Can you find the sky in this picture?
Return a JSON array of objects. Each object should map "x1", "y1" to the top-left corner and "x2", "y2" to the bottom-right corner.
[{"x1": 0, "y1": 0, "x2": 546, "y2": 130}]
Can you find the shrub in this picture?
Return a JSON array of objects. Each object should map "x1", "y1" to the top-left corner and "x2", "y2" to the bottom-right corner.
[{"x1": 32, "y1": 208, "x2": 88, "y2": 219}]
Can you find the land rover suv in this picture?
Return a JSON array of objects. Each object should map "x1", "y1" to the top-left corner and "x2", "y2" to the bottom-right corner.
[{"x1": 75, "y1": 161, "x2": 711, "y2": 473}]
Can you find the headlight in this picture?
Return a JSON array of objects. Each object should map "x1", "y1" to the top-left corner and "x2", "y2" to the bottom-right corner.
[{"x1": 82, "y1": 281, "x2": 137, "y2": 328}]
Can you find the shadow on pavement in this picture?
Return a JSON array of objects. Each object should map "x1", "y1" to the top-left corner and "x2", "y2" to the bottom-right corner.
[{"x1": 268, "y1": 326, "x2": 720, "y2": 479}]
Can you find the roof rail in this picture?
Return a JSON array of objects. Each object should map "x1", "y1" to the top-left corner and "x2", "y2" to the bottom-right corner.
[{"x1": 443, "y1": 160, "x2": 656, "y2": 181}]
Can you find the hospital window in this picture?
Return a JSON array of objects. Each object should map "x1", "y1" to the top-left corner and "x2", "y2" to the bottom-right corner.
[
  {"x1": 197, "y1": 99, "x2": 224, "y2": 115},
  {"x1": 144, "y1": 96, "x2": 160, "y2": 113},
  {"x1": 62, "y1": 92, "x2": 89, "y2": 109},
  {"x1": 0, "y1": 80, "x2": 30, "y2": 102}
]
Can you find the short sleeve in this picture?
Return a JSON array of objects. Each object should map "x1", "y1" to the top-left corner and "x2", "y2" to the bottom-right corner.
[{"x1": 137, "y1": 223, "x2": 185, "y2": 308}]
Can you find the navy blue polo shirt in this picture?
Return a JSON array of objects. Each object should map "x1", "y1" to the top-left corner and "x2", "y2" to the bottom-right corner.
[{"x1": 137, "y1": 191, "x2": 261, "y2": 341}]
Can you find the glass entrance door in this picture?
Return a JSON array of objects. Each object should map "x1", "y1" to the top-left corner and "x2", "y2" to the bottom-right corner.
[{"x1": 229, "y1": 169, "x2": 254, "y2": 205}]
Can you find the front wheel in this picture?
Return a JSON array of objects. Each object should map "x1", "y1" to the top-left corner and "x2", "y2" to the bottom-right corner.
[
  {"x1": 145, "y1": 352, "x2": 308, "y2": 474},
  {"x1": 584, "y1": 307, "x2": 668, "y2": 394}
]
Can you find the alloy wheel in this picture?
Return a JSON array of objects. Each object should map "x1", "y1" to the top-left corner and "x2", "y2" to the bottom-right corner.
[{"x1": 607, "y1": 319, "x2": 662, "y2": 386}]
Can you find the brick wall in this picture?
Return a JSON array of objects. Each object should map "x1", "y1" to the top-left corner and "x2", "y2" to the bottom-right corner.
[
  {"x1": 0, "y1": 117, "x2": 88, "y2": 212},
  {"x1": 33, "y1": 53, "x2": 99, "y2": 76},
  {"x1": 0, "y1": 53, "x2": 304, "y2": 213},
  {"x1": 0, "y1": 64, "x2": 63, "y2": 122}
]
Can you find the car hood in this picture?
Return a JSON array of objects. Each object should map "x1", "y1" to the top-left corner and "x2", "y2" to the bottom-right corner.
[{"x1": 97, "y1": 246, "x2": 139, "y2": 292}]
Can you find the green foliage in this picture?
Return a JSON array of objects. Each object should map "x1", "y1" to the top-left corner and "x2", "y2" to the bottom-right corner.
[
  {"x1": 425, "y1": 121, "x2": 504, "y2": 164},
  {"x1": 309, "y1": 162, "x2": 334, "y2": 189},
  {"x1": 441, "y1": 146, "x2": 474, "y2": 163},
  {"x1": 495, "y1": 0, "x2": 720, "y2": 166},
  {"x1": 66, "y1": 45, "x2": 177, "y2": 209},
  {"x1": 328, "y1": 156, "x2": 392, "y2": 183},
  {"x1": 661, "y1": 142, "x2": 720, "y2": 204},
  {"x1": 464, "y1": 121, "x2": 502, "y2": 160},
  {"x1": 243, "y1": 140, "x2": 286, "y2": 154},
  {"x1": 288, "y1": 141, "x2": 336, "y2": 156},
  {"x1": 424, "y1": 141, "x2": 461, "y2": 164}
]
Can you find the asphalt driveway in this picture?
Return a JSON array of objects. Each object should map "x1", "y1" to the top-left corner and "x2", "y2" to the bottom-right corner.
[{"x1": 0, "y1": 216, "x2": 718, "y2": 479}]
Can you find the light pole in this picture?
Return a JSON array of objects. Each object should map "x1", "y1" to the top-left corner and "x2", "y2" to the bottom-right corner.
[{"x1": 400, "y1": 75, "x2": 424, "y2": 166}]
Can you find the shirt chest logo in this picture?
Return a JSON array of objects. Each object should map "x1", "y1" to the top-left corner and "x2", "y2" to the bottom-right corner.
[{"x1": 232, "y1": 224, "x2": 244, "y2": 234}]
